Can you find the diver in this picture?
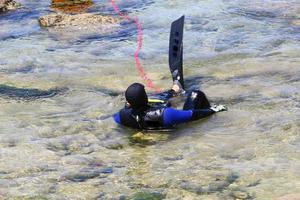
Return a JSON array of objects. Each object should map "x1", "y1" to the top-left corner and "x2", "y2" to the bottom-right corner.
[
  {"x1": 114, "y1": 15, "x2": 227, "y2": 130},
  {"x1": 113, "y1": 82, "x2": 226, "y2": 130}
]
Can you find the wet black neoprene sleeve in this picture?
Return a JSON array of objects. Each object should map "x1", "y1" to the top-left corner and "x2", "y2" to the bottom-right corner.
[{"x1": 191, "y1": 109, "x2": 215, "y2": 121}]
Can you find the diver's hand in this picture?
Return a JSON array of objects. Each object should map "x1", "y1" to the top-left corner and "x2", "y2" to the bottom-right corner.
[
  {"x1": 171, "y1": 80, "x2": 185, "y2": 95},
  {"x1": 210, "y1": 105, "x2": 227, "y2": 112}
]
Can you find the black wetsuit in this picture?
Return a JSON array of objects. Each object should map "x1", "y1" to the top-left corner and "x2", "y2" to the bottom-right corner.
[{"x1": 114, "y1": 90, "x2": 216, "y2": 130}]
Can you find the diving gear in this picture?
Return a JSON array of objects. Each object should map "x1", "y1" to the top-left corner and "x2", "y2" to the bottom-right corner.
[
  {"x1": 119, "y1": 106, "x2": 167, "y2": 130},
  {"x1": 169, "y1": 15, "x2": 185, "y2": 89}
]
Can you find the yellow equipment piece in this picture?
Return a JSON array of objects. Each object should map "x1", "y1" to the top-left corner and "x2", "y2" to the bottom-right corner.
[{"x1": 148, "y1": 99, "x2": 165, "y2": 104}]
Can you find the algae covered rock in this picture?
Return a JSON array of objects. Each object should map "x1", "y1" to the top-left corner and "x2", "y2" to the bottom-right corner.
[
  {"x1": 39, "y1": 13, "x2": 119, "y2": 28},
  {"x1": 0, "y1": 0, "x2": 20, "y2": 13},
  {"x1": 130, "y1": 132, "x2": 169, "y2": 145},
  {"x1": 129, "y1": 191, "x2": 165, "y2": 200},
  {"x1": 38, "y1": 12, "x2": 121, "y2": 41},
  {"x1": 130, "y1": 132, "x2": 157, "y2": 145}
]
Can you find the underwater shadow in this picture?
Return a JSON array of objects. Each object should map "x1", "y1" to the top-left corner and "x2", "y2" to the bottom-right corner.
[
  {"x1": 185, "y1": 75, "x2": 215, "y2": 92},
  {"x1": 125, "y1": 116, "x2": 213, "y2": 147},
  {"x1": 90, "y1": 86, "x2": 122, "y2": 97},
  {"x1": 0, "y1": 84, "x2": 67, "y2": 100}
]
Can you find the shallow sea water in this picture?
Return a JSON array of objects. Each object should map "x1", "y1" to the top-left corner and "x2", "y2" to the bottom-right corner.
[{"x1": 0, "y1": 0, "x2": 300, "y2": 199}]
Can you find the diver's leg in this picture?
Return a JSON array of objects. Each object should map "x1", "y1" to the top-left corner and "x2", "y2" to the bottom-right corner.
[
  {"x1": 183, "y1": 90, "x2": 211, "y2": 110},
  {"x1": 169, "y1": 16, "x2": 185, "y2": 89},
  {"x1": 152, "y1": 15, "x2": 185, "y2": 102}
]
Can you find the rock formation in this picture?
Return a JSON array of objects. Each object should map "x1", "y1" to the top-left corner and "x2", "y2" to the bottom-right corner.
[
  {"x1": 38, "y1": 1, "x2": 120, "y2": 39},
  {"x1": 0, "y1": 0, "x2": 20, "y2": 13},
  {"x1": 39, "y1": 13, "x2": 120, "y2": 28}
]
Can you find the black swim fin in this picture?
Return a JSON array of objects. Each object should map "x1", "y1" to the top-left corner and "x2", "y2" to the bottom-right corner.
[{"x1": 169, "y1": 15, "x2": 185, "y2": 89}]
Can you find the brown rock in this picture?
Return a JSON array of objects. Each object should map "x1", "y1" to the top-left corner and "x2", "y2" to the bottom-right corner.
[
  {"x1": 0, "y1": 0, "x2": 20, "y2": 13},
  {"x1": 51, "y1": 0, "x2": 94, "y2": 14},
  {"x1": 52, "y1": 0, "x2": 92, "y2": 6}
]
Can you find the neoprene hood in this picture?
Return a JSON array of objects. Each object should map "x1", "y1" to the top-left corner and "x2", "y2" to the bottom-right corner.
[{"x1": 125, "y1": 83, "x2": 148, "y2": 110}]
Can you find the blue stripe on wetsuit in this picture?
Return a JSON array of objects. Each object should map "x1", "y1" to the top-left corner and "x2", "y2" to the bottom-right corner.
[
  {"x1": 113, "y1": 113, "x2": 121, "y2": 124},
  {"x1": 163, "y1": 108, "x2": 193, "y2": 127},
  {"x1": 113, "y1": 108, "x2": 193, "y2": 127}
]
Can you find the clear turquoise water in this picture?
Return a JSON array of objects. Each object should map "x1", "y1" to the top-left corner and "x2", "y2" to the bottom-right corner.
[{"x1": 0, "y1": 0, "x2": 299, "y2": 199}]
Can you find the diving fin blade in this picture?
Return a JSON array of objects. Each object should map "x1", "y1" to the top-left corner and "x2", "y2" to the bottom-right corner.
[{"x1": 169, "y1": 15, "x2": 185, "y2": 89}]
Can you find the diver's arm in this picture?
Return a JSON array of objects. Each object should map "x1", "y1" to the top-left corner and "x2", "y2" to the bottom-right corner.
[
  {"x1": 163, "y1": 108, "x2": 193, "y2": 127},
  {"x1": 163, "y1": 105, "x2": 227, "y2": 126},
  {"x1": 191, "y1": 109, "x2": 215, "y2": 121},
  {"x1": 191, "y1": 105, "x2": 227, "y2": 120},
  {"x1": 162, "y1": 107, "x2": 213, "y2": 127}
]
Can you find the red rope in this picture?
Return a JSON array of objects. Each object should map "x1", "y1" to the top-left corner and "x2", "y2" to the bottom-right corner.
[{"x1": 110, "y1": 0, "x2": 161, "y2": 92}]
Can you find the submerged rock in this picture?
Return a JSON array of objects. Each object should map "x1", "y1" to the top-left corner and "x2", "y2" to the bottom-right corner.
[
  {"x1": 0, "y1": 85, "x2": 65, "y2": 100},
  {"x1": 130, "y1": 132, "x2": 169, "y2": 146},
  {"x1": 130, "y1": 132, "x2": 157, "y2": 145},
  {"x1": 230, "y1": 190, "x2": 251, "y2": 199},
  {"x1": 63, "y1": 167, "x2": 113, "y2": 182},
  {"x1": 180, "y1": 181, "x2": 204, "y2": 194},
  {"x1": 179, "y1": 172, "x2": 240, "y2": 195},
  {"x1": 276, "y1": 193, "x2": 300, "y2": 200},
  {"x1": 163, "y1": 155, "x2": 184, "y2": 161},
  {"x1": 51, "y1": 0, "x2": 94, "y2": 14},
  {"x1": 129, "y1": 191, "x2": 165, "y2": 200},
  {"x1": 105, "y1": 142, "x2": 124, "y2": 150},
  {"x1": 0, "y1": 0, "x2": 20, "y2": 13}
]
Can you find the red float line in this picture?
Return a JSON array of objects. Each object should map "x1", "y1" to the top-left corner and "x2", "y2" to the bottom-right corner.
[{"x1": 110, "y1": 0, "x2": 161, "y2": 92}]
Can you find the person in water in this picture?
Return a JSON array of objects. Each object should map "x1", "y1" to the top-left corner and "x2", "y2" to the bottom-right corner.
[
  {"x1": 114, "y1": 16, "x2": 226, "y2": 130},
  {"x1": 113, "y1": 82, "x2": 227, "y2": 130}
]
